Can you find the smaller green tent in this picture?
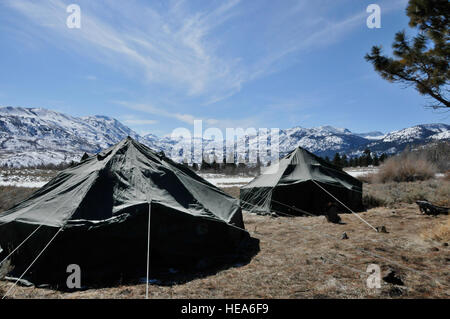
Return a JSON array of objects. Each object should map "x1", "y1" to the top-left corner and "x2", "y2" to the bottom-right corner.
[{"x1": 240, "y1": 147, "x2": 363, "y2": 216}]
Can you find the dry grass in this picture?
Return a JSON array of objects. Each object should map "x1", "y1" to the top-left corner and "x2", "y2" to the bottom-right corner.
[
  {"x1": 364, "y1": 179, "x2": 450, "y2": 208},
  {"x1": 221, "y1": 186, "x2": 240, "y2": 199},
  {"x1": 0, "y1": 186, "x2": 38, "y2": 213},
  {"x1": 422, "y1": 217, "x2": 450, "y2": 243},
  {"x1": 357, "y1": 174, "x2": 373, "y2": 184},
  {"x1": 445, "y1": 171, "x2": 450, "y2": 181},
  {"x1": 0, "y1": 204, "x2": 448, "y2": 299}
]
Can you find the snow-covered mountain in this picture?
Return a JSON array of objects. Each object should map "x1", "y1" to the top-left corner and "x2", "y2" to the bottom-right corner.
[
  {"x1": 0, "y1": 106, "x2": 448, "y2": 167},
  {"x1": 0, "y1": 106, "x2": 142, "y2": 167},
  {"x1": 275, "y1": 126, "x2": 370, "y2": 158},
  {"x1": 240, "y1": 124, "x2": 448, "y2": 160},
  {"x1": 355, "y1": 131, "x2": 386, "y2": 140},
  {"x1": 359, "y1": 123, "x2": 450, "y2": 156}
]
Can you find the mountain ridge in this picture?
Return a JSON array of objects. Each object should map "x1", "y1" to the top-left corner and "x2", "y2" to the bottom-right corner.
[{"x1": 0, "y1": 106, "x2": 448, "y2": 167}]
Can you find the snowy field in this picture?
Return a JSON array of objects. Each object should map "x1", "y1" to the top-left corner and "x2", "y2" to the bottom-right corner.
[
  {"x1": 199, "y1": 168, "x2": 381, "y2": 188},
  {"x1": 0, "y1": 169, "x2": 55, "y2": 188},
  {"x1": 0, "y1": 179, "x2": 48, "y2": 188},
  {"x1": 343, "y1": 167, "x2": 379, "y2": 178},
  {"x1": 200, "y1": 168, "x2": 381, "y2": 188},
  {"x1": 0, "y1": 168, "x2": 400, "y2": 189},
  {"x1": 0, "y1": 170, "x2": 256, "y2": 189},
  {"x1": 0, "y1": 167, "x2": 444, "y2": 189},
  {"x1": 198, "y1": 174, "x2": 255, "y2": 188}
]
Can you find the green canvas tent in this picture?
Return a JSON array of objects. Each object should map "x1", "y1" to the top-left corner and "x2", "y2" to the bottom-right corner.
[
  {"x1": 240, "y1": 147, "x2": 363, "y2": 216},
  {"x1": 0, "y1": 137, "x2": 249, "y2": 286}
]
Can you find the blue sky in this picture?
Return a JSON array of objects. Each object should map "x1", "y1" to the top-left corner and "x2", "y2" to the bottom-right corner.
[{"x1": 0, "y1": 0, "x2": 447, "y2": 136}]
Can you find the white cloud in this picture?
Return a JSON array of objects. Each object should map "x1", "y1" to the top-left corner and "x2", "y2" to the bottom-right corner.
[
  {"x1": 122, "y1": 118, "x2": 158, "y2": 126},
  {"x1": 115, "y1": 101, "x2": 207, "y2": 125},
  {"x1": 114, "y1": 100, "x2": 260, "y2": 130},
  {"x1": 4, "y1": 0, "x2": 244, "y2": 102},
  {"x1": 4, "y1": 0, "x2": 407, "y2": 106}
]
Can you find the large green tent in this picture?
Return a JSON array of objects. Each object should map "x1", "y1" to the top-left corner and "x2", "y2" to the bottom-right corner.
[
  {"x1": 0, "y1": 137, "x2": 249, "y2": 286},
  {"x1": 240, "y1": 147, "x2": 363, "y2": 216}
]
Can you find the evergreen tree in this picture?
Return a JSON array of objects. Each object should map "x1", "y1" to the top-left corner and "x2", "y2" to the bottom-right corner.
[
  {"x1": 365, "y1": 0, "x2": 449, "y2": 109},
  {"x1": 211, "y1": 155, "x2": 220, "y2": 173},
  {"x1": 373, "y1": 154, "x2": 380, "y2": 166},
  {"x1": 201, "y1": 154, "x2": 212, "y2": 171},
  {"x1": 182, "y1": 156, "x2": 189, "y2": 168},
  {"x1": 255, "y1": 155, "x2": 262, "y2": 175},
  {"x1": 363, "y1": 149, "x2": 373, "y2": 166},
  {"x1": 332, "y1": 153, "x2": 342, "y2": 168},
  {"x1": 220, "y1": 153, "x2": 228, "y2": 172},
  {"x1": 341, "y1": 154, "x2": 349, "y2": 167},
  {"x1": 224, "y1": 152, "x2": 236, "y2": 175},
  {"x1": 237, "y1": 155, "x2": 247, "y2": 175},
  {"x1": 359, "y1": 154, "x2": 367, "y2": 167},
  {"x1": 348, "y1": 157, "x2": 354, "y2": 167}
]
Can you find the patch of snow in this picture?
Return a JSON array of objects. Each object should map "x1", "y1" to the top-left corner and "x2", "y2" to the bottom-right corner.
[
  {"x1": 344, "y1": 167, "x2": 379, "y2": 178},
  {"x1": 198, "y1": 174, "x2": 254, "y2": 187},
  {"x1": 0, "y1": 180, "x2": 47, "y2": 188}
]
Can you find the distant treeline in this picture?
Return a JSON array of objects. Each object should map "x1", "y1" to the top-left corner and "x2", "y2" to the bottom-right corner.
[
  {"x1": 185, "y1": 149, "x2": 388, "y2": 175},
  {"x1": 323, "y1": 149, "x2": 389, "y2": 169},
  {"x1": 3, "y1": 141, "x2": 447, "y2": 174},
  {"x1": 0, "y1": 162, "x2": 74, "y2": 170},
  {"x1": 324, "y1": 141, "x2": 449, "y2": 171},
  {"x1": 184, "y1": 156, "x2": 262, "y2": 176}
]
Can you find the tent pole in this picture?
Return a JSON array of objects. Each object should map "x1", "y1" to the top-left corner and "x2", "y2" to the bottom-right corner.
[{"x1": 145, "y1": 200, "x2": 151, "y2": 299}]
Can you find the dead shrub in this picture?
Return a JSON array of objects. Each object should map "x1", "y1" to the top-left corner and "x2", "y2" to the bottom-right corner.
[
  {"x1": 357, "y1": 174, "x2": 374, "y2": 184},
  {"x1": 362, "y1": 193, "x2": 385, "y2": 208},
  {"x1": 373, "y1": 152, "x2": 436, "y2": 183},
  {"x1": 363, "y1": 179, "x2": 449, "y2": 208}
]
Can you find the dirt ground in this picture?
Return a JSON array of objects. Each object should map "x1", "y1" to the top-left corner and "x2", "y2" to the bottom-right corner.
[{"x1": 1, "y1": 203, "x2": 448, "y2": 299}]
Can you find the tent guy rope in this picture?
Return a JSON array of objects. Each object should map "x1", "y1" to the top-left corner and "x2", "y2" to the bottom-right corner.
[
  {"x1": 311, "y1": 180, "x2": 377, "y2": 232},
  {"x1": 2, "y1": 226, "x2": 64, "y2": 299},
  {"x1": 0, "y1": 224, "x2": 44, "y2": 268}
]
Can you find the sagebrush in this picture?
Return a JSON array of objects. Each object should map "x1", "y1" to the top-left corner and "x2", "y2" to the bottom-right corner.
[{"x1": 369, "y1": 151, "x2": 437, "y2": 183}]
